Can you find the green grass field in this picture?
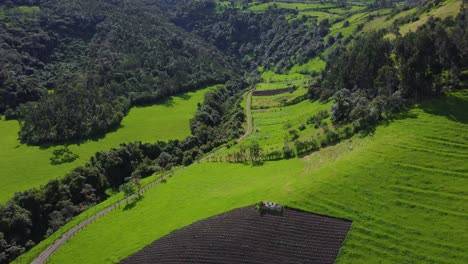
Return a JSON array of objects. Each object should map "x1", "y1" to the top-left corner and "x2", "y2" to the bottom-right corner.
[
  {"x1": 40, "y1": 90, "x2": 468, "y2": 264},
  {"x1": 255, "y1": 82, "x2": 292, "y2": 91},
  {"x1": 329, "y1": 12, "x2": 369, "y2": 39},
  {"x1": 252, "y1": 87, "x2": 309, "y2": 109},
  {"x1": 0, "y1": 87, "x2": 214, "y2": 203},
  {"x1": 244, "y1": 99, "x2": 330, "y2": 151},
  {"x1": 260, "y1": 70, "x2": 309, "y2": 83},
  {"x1": 399, "y1": 0, "x2": 462, "y2": 35},
  {"x1": 291, "y1": 10, "x2": 340, "y2": 24},
  {"x1": 290, "y1": 57, "x2": 326, "y2": 75},
  {"x1": 248, "y1": 2, "x2": 335, "y2": 12}
]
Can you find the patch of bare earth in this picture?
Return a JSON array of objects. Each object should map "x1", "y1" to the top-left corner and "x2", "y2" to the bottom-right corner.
[{"x1": 121, "y1": 205, "x2": 351, "y2": 264}]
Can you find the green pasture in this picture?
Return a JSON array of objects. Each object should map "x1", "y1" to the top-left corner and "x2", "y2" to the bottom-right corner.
[
  {"x1": 41, "y1": 90, "x2": 468, "y2": 264},
  {"x1": 252, "y1": 87, "x2": 309, "y2": 109},
  {"x1": 0, "y1": 87, "x2": 214, "y2": 204},
  {"x1": 248, "y1": 2, "x2": 335, "y2": 12},
  {"x1": 290, "y1": 57, "x2": 326, "y2": 75},
  {"x1": 261, "y1": 70, "x2": 309, "y2": 83},
  {"x1": 230, "y1": 99, "x2": 332, "y2": 154},
  {"x1": 400, "y1": 0, "x2": 462, "y2": 35}
]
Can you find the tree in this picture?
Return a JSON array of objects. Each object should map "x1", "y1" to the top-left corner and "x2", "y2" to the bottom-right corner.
[
  {"x1": 120, "y1": 182, "x2": 137, "y2": 203},
  {"x1": 249, "y1": 142, "x2": 263, "y2": 164},
  {"x1": 282, "y1": 143, "x2": 295, "y2": 159},
  {"x1": 336, "y1": 0, "x2": 348, "y2": 8},
  {"x1": 331, "y1": 89, "x2": 352, "y2": 124}
]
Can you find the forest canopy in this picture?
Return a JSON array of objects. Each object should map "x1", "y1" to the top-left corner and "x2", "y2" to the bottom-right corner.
[{"x1": 0, "y1": 0, "x2": 236, "y2": 144}]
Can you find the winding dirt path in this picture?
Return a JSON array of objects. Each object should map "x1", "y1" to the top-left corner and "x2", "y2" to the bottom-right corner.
[{"x1": 30, "y1": 88, "x2": 255, "y2": 264}]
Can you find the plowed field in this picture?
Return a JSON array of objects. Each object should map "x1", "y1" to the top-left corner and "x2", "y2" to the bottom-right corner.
[{"x1": 121, "y1": 206, "x2": 351, "y2": 264}]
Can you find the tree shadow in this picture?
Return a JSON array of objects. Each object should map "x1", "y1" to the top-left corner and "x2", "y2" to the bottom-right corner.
[
  {"x1": 174, "y1": 93, "x2": 192, "y2": 101},
  {"x1": 238, "y1": 161, "x2": 265, "y2": 167},
  {"x1": 251, "y1": 160, "x2": 265, "y2": 167},
  {"x1": 38, "y1": 124, "x2": 125, "y2": 150},
  {"x1": 419, "y1": 94, "x2": 468, "y2": 124},
  {"x1": 123, "y1": 195, "x2": 145, "y2": 211},
  {"x1": 161, "y1": 97, "x2": 175, "y2": 107}
]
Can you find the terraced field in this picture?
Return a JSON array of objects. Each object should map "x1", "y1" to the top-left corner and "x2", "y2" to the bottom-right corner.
[
  {"x1": 37, "y1": 89, "x2": 468, "y2": 264},
  {"x1": 225, "y1": 98, "x2": 331, "y2": 157},
  {"x1": 0, "y1": 86, "x2": 214, "y2": 203},
  {"x1": 121, "y1": 206, "x2": 351, "y2": 264},
  {"x1": 252, "y1": 87, "x2": 309, "y2": 109}
]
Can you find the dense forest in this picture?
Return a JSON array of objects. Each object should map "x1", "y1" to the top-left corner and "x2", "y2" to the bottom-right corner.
[
  {"x1": 0, "y1": 79, "x2": 247, "y2": 263},
  {"x1": 315, "y1": 7, "x2": 467, "y2": 130},
  {"x1": 0, "y1": 0, "x2": 235, "y2": 144},
  {"x1": 162, "y1": 0, "x2": 327, "y2": 72}
]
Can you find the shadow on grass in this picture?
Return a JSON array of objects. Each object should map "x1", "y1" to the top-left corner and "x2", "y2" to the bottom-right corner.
[
  {"x1": 175, "y1": 93, "x2": 193, "y2": 101},
  {"x1": 38, "y1": 124, "x2": 125, "y2": 150},
  {"x1": 123, "y1": 195, "x2": 145, "y2": 211},
  {"x1": 237, "y1": 160, "x2": 265, "y2": 167},
  {"x1": 419, "y1": 93, "x2": 468, "y2": 124}
]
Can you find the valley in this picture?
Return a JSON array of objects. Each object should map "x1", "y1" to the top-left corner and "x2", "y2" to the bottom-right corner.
[{"x1": 0, "y1": 0, "x2": 467, "y2": 263}]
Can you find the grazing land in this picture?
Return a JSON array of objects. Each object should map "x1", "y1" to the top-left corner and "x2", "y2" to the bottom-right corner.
[
  {"x1": 42, "y1": 91, "x2": 468, "y2": 264},
  {"x1": 0, "y1": 87, "x2": 213, "y2": 203},
  {"x1": 234, "y1": 99, "x2": 331, "y2": 153},
  {"x1": 399, "y1": 0, "x2": 463, "y2": 35},
  {"x1": 121, "y1": 206, "x2": 351, "y2": 264},
  {"x1": 252, "y1": 86, "x2": 309, "y2": 109}
]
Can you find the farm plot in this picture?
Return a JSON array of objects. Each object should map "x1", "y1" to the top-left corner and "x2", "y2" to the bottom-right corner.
[
  {"x1": 253, "y1": 88, "x2": 293, "y2": 96},
  {"x1": 252, "y1": 87, "x2": 309, "y2": 109},
  {"x1": 225, "y1": 98, "x2": 332, "y2": 157},
  {"x1": 121, "y1": 206, "x2": 351, "y2": 264}
]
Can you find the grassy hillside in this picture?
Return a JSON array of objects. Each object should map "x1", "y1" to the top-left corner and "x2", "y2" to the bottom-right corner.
[
  {"x1": 399, "y1": 0, "x2": 463, "y2": 35},
  {"x1": 40, "y1": 90, "x2": 468, "y2": 264},
  {"x1": 0, "y1": 87, "x2": 214, "y2": 203},
  {"x1": 233, "y1": 98, "x2": 331, "y2": 153}
]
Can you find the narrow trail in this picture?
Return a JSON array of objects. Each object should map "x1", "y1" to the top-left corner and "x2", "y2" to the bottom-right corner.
[{"x1": 30, "y1": 88, "x2": 255, "y2": 264}]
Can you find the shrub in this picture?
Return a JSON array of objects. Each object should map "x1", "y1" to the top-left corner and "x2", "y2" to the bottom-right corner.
[{"x1": 282, "y1": 144, "x2": 295, "y2": 159}]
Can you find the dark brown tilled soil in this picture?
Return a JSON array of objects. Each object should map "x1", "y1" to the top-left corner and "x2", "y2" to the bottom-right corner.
[{"x1": 120, "y1": 206, "x2": 352, "y2": 264}]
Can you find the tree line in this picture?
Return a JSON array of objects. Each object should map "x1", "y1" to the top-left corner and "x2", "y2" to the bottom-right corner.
[
  {"x1": 314, "y1": 8, "x2": 467, "y2": 131},
  {"x1": 0, "y1": 79, "x2": 248, "y2": 264}
]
